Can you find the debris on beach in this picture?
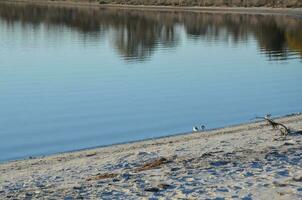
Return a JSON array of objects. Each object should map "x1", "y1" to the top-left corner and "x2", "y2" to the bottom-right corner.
[
  {"x1": 256, "y1": 115, "x2": 291, "y2": 135},
  {"x1": 1, "y1": 114, "x2": 302, "y2": 199},
  {"x1": 86, "y1": 173, "x2": 118, "y2": 181},
  {"x1": 135, "y1": 157, "x2": 170, "y2": 172}
]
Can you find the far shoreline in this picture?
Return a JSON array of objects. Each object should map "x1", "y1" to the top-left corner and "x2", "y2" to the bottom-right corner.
[{"x1": 1, "y1": 0, "x2": 302, "y2": 17}]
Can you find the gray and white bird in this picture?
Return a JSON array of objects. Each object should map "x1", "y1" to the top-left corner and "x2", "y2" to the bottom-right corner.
[
  {"x1": 193, "y1": 126, "x2": 199, "y2": 132},
  {"x1": 193, "y1": 125, "x2": 206, "y2": 132}
]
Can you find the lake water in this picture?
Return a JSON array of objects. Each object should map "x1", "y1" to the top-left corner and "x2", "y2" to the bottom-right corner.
[{"x1": 0, "y1": 2, "x2": 302, "y2": 162}]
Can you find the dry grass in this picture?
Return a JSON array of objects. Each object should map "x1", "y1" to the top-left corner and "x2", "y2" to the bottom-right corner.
[{"x1": 96, "y1": 0, "x2": 302, "y2": 7}]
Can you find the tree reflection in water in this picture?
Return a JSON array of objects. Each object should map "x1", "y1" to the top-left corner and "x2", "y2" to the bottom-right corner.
[{"x1": 0, "y1": 2, "x2": 301, "y2": 61}]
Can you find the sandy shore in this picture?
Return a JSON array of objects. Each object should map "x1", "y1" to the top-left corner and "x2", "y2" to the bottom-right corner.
[
  {"x1": 1, "y1": 114, "x2": 302, "y2": 199},
  {"x1": 2, "y1": 0, "x2": 302, "y2": 17}
]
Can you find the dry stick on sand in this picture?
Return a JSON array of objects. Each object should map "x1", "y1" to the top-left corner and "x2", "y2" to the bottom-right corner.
[{"x1": 256, "y1": 116, "x2": 291, "y2": 135}]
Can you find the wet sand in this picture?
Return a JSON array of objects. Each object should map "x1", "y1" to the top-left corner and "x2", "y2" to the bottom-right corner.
[{"x1": 1, "y1": 114, "x2": 302, "y2": 199}]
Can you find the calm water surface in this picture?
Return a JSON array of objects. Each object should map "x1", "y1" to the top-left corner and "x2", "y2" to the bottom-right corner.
[{"x1": 0, "y1": 3, "x2": 302, "y2": 161}]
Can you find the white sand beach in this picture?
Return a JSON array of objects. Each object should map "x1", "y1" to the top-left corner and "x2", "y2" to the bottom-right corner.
[{"x1": 0, "y1": 114, "x2": 302, "y2": 199}]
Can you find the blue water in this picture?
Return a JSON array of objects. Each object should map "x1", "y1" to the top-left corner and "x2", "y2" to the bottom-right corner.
[{"x1": 0, "y1": 3, "x2": 302, "y2": 161}]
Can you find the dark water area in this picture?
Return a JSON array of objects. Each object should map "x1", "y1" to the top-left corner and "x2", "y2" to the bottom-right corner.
[{"x1": 0, "y1": 2, "x2": 302, "y2": 161}]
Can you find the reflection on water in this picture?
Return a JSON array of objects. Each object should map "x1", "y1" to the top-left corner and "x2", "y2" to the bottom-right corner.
[
  {"x1": 0, "y1": 2, "x2": 301, "y2": 61},
  {"x1": 0, "y1": 2, "x2": 302, "y2": 161}
]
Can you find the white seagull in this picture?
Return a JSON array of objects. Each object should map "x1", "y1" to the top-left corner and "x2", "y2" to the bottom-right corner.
[{"x1": 193, "y1": 126, "x2": 199, "y2": 132}]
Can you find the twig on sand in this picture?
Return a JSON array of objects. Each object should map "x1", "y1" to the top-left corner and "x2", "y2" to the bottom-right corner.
[{"x1": 256, "y1": 116, "x2": 290, "y2": 135}]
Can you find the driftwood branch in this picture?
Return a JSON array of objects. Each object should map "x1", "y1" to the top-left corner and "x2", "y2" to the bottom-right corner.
[{"x1": 256, "y1": 116, "x2": 290, "y2": 135}]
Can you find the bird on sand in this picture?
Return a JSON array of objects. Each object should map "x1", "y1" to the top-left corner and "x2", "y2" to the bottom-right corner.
[
  {"x1": 193, "y1": 126, "x2": 199, "y2": 132},
  {"x1": 193, "y1": 125, "x2": 206, "y2": 132}
]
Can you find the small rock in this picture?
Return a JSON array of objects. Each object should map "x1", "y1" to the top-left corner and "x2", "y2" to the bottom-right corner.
[
  {"x1": 293, "y1": 175, "x2": 302, "y2": 182},
  {"x1": 233, "y1": 186, "x2": 242, "y2": 190},
  {"x1": 54, "y1": 176, "x2": 63, "y2": 180},
  {"x1": 73, "y1": 185, "x2": 83, "y2": 190},
  {"x1": 158, "y1": 183, "x2": 171, "y2": 189},
  {"x1": 273, "y1": 181, "x2": 288, "y2": 187},
  {"x1": 284, "y1": 140, "x2": 296, "y2": 145},
  {"x1": 85, "y1": 153, "x2": 97, "y2": 157},
  {"x1": 144, "y1": 187, "x2": 160, "y2": 192},
  {"x1": 171, "y1": 167, "x2": 181, "y2": 171}
]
